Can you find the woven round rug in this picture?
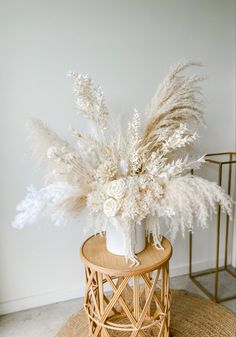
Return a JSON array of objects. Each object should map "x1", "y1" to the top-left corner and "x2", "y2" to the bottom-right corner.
[{"x1": 56, "y1": 290, "x2": 236, "y2": 337}]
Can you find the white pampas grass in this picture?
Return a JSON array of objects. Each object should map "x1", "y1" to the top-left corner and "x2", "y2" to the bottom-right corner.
[
  {"x1": 160, "y1": 175, "x2": 233, "y2": 240},
  {"x1": 27, "y1": 118, "x2": 93, "y2": 186},
  {"x1": 138, "y1": 61, "x2": 205, "y2": 163}
]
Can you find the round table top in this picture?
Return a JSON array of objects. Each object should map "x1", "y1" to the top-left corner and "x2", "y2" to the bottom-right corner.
[{"x1": 80, "y1": 235, "x2": 172, "y2": 276}]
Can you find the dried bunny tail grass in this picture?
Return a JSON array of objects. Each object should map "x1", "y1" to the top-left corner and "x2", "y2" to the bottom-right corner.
[
  {"x1": 138, "y1": 61, "x2": 205, "y2": 161},
  {"x1": 160, "y1": 175, "x2": 233, "y2": 240},
  {"x1": 27, "y1": 117, "x2": 94, "y2": 185}
]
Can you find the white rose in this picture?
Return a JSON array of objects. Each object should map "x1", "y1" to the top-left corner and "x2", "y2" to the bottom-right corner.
[
  {"x1": 103, "y1": 198, "x2": 119, "y2": 217},
  {"x1": 107, "y1": 178, "x2": 126, "y2": 200}
]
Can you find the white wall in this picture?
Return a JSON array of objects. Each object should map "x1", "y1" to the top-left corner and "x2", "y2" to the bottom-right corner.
[{"x1": 0, "y1": 0, "x2": 235, "y2": 314}]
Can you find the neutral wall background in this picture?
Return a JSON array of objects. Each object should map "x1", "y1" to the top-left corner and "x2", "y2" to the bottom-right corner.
[{"x1": 0, "y1": 0, "x2": 235, "y2": 314}]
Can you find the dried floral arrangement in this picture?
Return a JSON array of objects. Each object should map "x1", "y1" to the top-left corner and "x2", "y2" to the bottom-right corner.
[{"x1": 13, "y1": 61, "x2": 233, "y2": 264}]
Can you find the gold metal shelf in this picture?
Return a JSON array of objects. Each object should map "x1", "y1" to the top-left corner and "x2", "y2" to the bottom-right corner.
[{"x1": 189, "y1": 152, "x2": 236, "y2": 303}]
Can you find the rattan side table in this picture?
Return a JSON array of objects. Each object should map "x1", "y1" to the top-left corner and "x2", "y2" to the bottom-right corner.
[{"x1": 80, "y1": 235, "x2": 172, "y2": 337}]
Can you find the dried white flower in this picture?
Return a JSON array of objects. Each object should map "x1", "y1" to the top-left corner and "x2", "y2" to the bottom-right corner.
[
  {"x1": 103, "y1": 198, "x2": 119, "y2": 217},
  {"x1": 96, "y1": 161, "x2": 117, "y2": 182},
  {"x1": 107, "y1": 178, "x2": 126, "y2": 200}
]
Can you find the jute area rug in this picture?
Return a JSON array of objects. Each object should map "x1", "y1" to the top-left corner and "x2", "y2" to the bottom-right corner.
[{"x1": 56, "y1": 290, "x2": 236, "y2": 337}]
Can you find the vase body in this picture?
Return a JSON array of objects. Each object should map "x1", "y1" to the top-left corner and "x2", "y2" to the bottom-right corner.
[{"x1": 106, "y1": 222, "x2": 146, "y2": 256}]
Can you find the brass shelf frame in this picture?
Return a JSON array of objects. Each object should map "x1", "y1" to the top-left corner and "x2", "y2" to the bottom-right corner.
[{"x1": 189, "y1": 152, "x2": 236, "y2": 303}]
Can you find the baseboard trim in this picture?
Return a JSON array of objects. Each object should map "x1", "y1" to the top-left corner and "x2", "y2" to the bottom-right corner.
[
  {"x1": 0, "y1": 257, "x2": 227, "y2": 315},
  {"x1": 0, "y1": 285, "x2": 85, "y2": 316},
  {"x1": 170, "y1": 257, "x2": 225, "y2": 277}
]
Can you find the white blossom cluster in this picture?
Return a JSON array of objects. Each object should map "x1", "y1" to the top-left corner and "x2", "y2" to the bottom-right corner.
[
  {"x1": 68, "y1": 71, "x2": 108, "y2": 131},
  {"x1": 13, "y1": 61, "x2": 233, "y2": 265},
  {"x1": 12, "y1": 182, "x2": 81, "y2": 229},
  {"x1": 127, "y1": 109, "x2": 141, "y2": 173}
]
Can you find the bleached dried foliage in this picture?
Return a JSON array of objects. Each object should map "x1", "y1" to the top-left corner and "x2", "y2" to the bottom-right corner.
[
  {"x1": 68, "y1": 71, "x2": 108, "y2": 131},
  {"x1": 13, "y1": 61, "x2": 233, "y2": 265}
]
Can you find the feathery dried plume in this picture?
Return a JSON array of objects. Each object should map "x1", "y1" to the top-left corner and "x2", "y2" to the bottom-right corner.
[
  {"x1": 138, "y1": 60, "x2": 205, "y2": 164},
  {"x1": 146, "y1": 61, "x2": 204, "y2": 118},
  {"x1": 27, "y1": 118, "x2": 66, "y2": 161},
  {"x1": 12, "y1": 182, "x2": 83, "y2": 229},
  {"x1": 160, "y1": 175, "x2": 233, "y2": 240},
  {"x1": 27, "y1": 118, "x2": 94, "y2": 186}
]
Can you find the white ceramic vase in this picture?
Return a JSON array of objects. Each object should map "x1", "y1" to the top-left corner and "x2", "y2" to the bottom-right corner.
[{"x1": 106, "y1": 223, "x2": 146, "y2": 256}]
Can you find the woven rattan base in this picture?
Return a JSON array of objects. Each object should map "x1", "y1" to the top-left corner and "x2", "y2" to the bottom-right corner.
[{"x1": 56, "y1": 290, "x2": 236, "y2": 337}]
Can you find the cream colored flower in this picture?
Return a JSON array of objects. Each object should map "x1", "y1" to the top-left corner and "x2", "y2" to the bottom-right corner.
[
  {"x1": 107, "y1": 178, "x2": 126, "y2": 200},
  {"x1": 103, "y1": 198, "x2": 119, "y2": 217},
  {"x1": 96, "y1": 161, "x2": 117, "y2": 182}
]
